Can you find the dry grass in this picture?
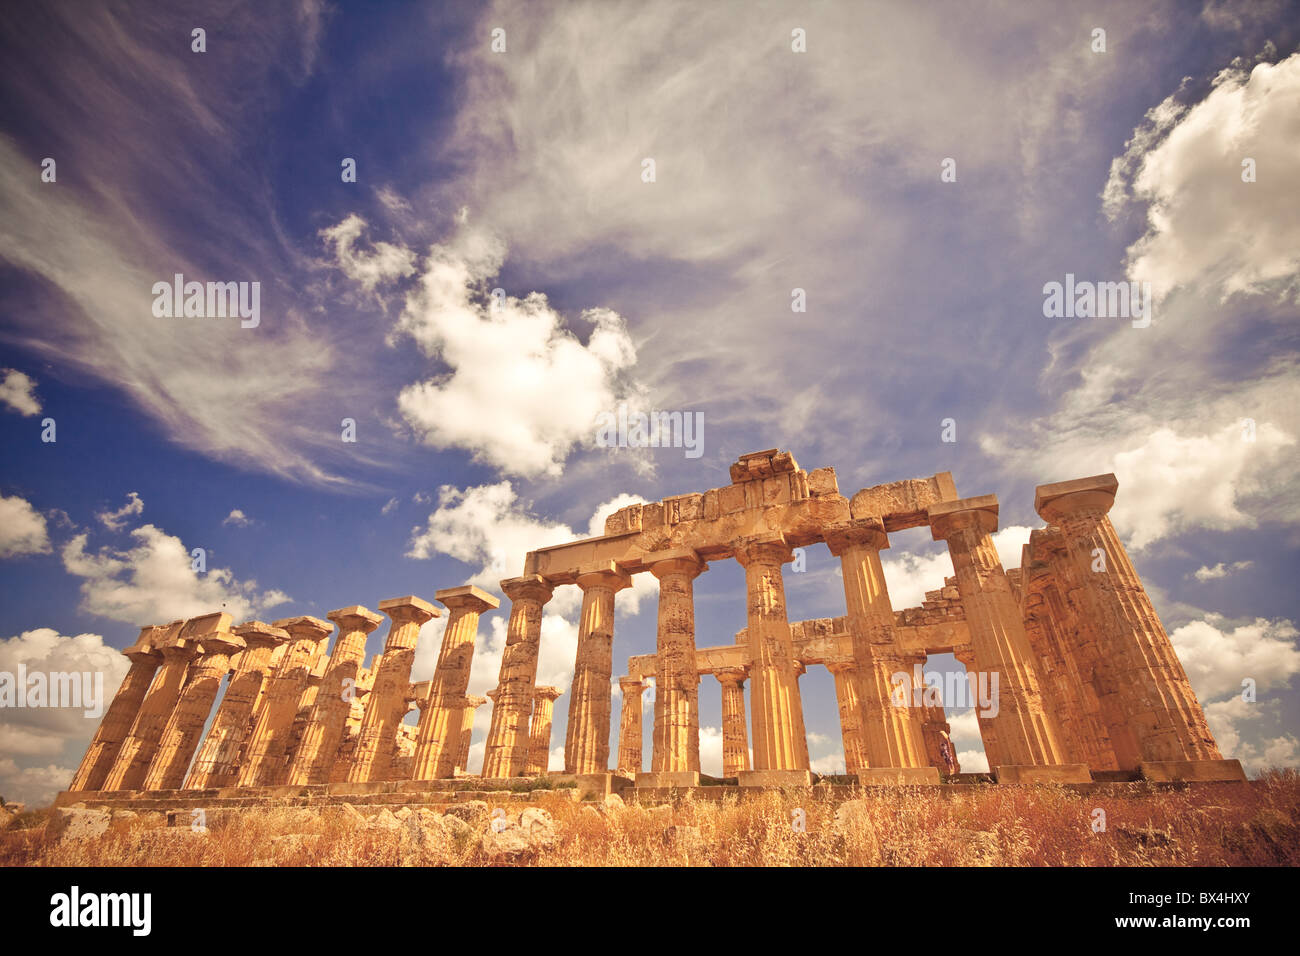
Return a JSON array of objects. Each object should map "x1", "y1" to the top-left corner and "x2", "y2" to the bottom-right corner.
[{"x1": 4, "y1": 770, "x2": 1297, "y2": 867}]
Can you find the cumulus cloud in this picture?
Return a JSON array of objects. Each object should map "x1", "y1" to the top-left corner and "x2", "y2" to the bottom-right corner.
[
  {"x1": 881, "y1": 526, "x2": 1033, "y2": 610},
  {"x1": 222, "y1": 508, "x2": 252, "y2": 527},
  {"x1": 0, "y1": 493, "x2": 51, "y2": 558},
  {"x1": 391, "y1": 219, "x2": 640, "y2": 477},
  {"x1": 96, "y1": 491, "x2": 144, "y2": 531},
  {"x1": 0, "y1": 628, "x2": 130, "y2": 807},
  {"x1": 1193, "y1": 560, "x2": 1253, "y2": 581},
  {"x1": 61, "y1": 524, "x2": 291, "y2": 624},
  {"x1": 1202, "y1": 695, "x2": 1299, "y2": 775},
  {"x1": 0, "y1": 368, "x2": 40, "y2": 416},
  {"x1": 1170, "y1": 614, "x2": 1300, "y2": 702},
  {"x1": 319, "y1": 213, "x2": 417, "y2": 294}
]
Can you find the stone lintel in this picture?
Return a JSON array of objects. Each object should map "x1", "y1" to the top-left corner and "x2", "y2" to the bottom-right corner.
[
  {"x1": 738, "y1": 769, "x2": 813, "y2": 788},
  {"x1": 179, "y1": 612, "x2": 233, "y2": 640},
  {"x1": 995, "y1": 763, "x2": 1093, "y2": 785},
  {"x1": 850, "y1": 473, "x2": 959, "y2": 530},
  {"x1": 857, "y1": 767, "x2": 943, "y2": 786},
  {"x1": 194, "y1": 631, "x2": 246, "y2": 656},
  {"x1": 271, "y1": 615, "x2": 335, "y2": 640},
  {"x1": 1139, "y1": 759, "x2": 1247, "y2": 783},
  {"x1": 327, "y1": 605, "x2": 385, "y2": 629},
  {"x1": 376, "y1": 596, "x2": 440, "y2": 622},
  {"x1": 1034, "y1": 473, "x2": 1119, "y2": 522},
  {"x1": 434, "y1": 584, "x2": 501, "y2": 612}
]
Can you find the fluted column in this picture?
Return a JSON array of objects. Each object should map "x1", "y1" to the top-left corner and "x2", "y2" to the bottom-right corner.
[
  {"x1": 239, "y1": 615, "x2": 334, "y2": 787},
  {"x1": 411, "y1": 586, "x2": 499, "y2": 780},
  {"x1": 616, "y1": 677, "x2": 644, "y2": 774},
  {"x1": 565, "y1": 564, "x2": 633, "y2": 774},
  {"x1": 144, "y1": 627, "x2": 245, "y2": 790},
  {"x1": 102, "y1": 623, "x2": 196, "y2": 791},
  {"x1": 825, "y1": 519, "x2": 926, "y2": 770},
  {"x1": 716, "y1": 667, "x2": 751, "y2": 777},
  {"x1": 930, "y1": 496, "x2": 1067, "y2": 768},
  {"x1": 69, "y1": 629, "x2": 163, "y2": 792},
  {"x1": 826, "y1": 659, "x2": 866, "y2": 773},
  {"x1": 953, "y1": 643, "x2": 1001, "y2": 769},
  {"x1": 186, "y1": 621, "x2": 289, "y2": 789},
  {"x1": 482, "y1": 575, "x2": 553, "y2": 778},
  {"x1": 1035, "y1": 475, "x2": 1223, "y2": 765},
  {"x1": 648, "y1": 550, "x2": 706, "y2": 774},
  {"x1": 288, "y1": 606, "x2": 384, "y2": 785},
  {"x1": 733, "y1": 535, "x2": 808, "y2": 772},
  {"x1": 458, "y1": 695, "x2": 486, "y2": 772},
  {"x1": 346, "y1": 597, "x2": 439, "y2": 783},
  {"x1": 526, "y1": 686, "x2": 562, "y2": 775}
]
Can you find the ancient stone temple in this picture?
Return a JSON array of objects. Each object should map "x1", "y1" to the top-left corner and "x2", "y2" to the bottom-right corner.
[{"x1": 63, "y1": 450, "x2": 1243, "y2": 806}]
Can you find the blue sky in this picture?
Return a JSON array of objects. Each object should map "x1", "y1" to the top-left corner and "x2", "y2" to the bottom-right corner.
[{"x1": 2, "y1": 0, "x2": 1298, "y2": 805}]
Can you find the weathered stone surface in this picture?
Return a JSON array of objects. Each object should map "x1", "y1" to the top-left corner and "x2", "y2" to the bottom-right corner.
[{"x1": 48, "y1": 806, "x2": 111, "y2": 841}]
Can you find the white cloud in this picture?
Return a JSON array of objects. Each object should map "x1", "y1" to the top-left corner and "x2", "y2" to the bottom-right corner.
[
  {"x1": 880, "y1": 526, "x2": 1031, "y2": 610},
  {"x1": 319, "y1": 213, "x2": 417, "y2": 294},
  {"x1": 1193, "y1": 560, "x2": 1253, "y2": 581},
  {"x1": 61, "y1": 524, "x2": 291, "y2": 624},
  {"x1": 957, "y1": 750, "x2": 989, "y2": 773},
  {"x1": 96, "y1": 491, "x2": 144, "y2": 531},
  {"x1": 1170, "y1": 614, "x2": 1300, "y2": 702},
  {"x1": 1202, "y1": 695, "x2": 1299, "y2": 775},
  {"x1": 380, "y1": 496, "x2": 399, "y2": 515},
  {"x1": 391, "y1": 219, "x2": 640, "y2": 477},
  {"x1": 1106, "y1": 52, "x2": 1300, "y2": 305},
  {"x1": 0, "y1": 368, "x2": 40, "y2": 416},
  {"x1": 0, "y1": 493, "x2": 51, "y2": 559},
  {"x1": 222, "y1": 508, "x2": 252, "y2": 527}
]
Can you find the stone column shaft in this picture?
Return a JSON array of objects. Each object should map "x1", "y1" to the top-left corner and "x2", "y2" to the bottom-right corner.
[
  {"x1": 827, "y1": 660, "x2": 867, "y2": 773},
  {"x1": 564, "y1": 565, "x2": 632, "y2": 774},
  {"x1": 482, "y1": 575, "x2": 553, "y2": 777},
  {"x1": 69, "y1": 632, "x2": 163, "y2": 792},
  {"x1": 457, "y1": 695, "x2": 486, "y2": 772},
  {"x1": 346, "y1": 597, "x2": 439, "y2": 783},
  {"x1": 143, "y1": 629, "x2": 245, "y2": 791},
  {"x1": 186, "y1": 622, "x2": 288, "y2": 789},
  {"x1": 288, "y1": 606, "x2": 384, "y2": 785},
  {"x1": 411, "y1": 586, "x2": 498, "y2": 780},
  {"x1": 526, "y1": 686, "x2": 561, "y2": 775},
  {"x1": 649, "y1": 551, "x2": 705, "y2": 774},
  {"x1": 716, "y1": 668, "x2": 751, "y2": 777},
  {"x1": 616, "y1": 677, "x2": 644, "y2": 774}
]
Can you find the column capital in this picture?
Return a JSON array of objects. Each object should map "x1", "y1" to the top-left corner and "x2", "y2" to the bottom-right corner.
[
  {"x1": 1034, "y1": 473, "x2": 1118, "y2": 524},
  {"x1": 123, "y1": 632, "x2": 163, "y2": 663},
  {"x1": 327, "y1": 605, "x2": 385, "y2": 632},
  {"x1": 731, "y1": 533, "x2": 793, "y2": 568},
  {"x1": 233, "y1": 620, "x2": 291, "y2": 648},
  {"x1": 410, "y1": 680, "x2": 434, "y2": 706},
  {"x1": 465, "y1": 694, "x2": 488, "y2": 709},
  {"x1": 272, "y1": 615, "x2": 336, "y2": 641},
  {"x1": 500, "y1": 574, "x2": 554, "y2": 604},
  {"x1": 618, "y1": 675, "x2": 645, "y2": 694},
  {"x1": 575, "y1": 561, "x2": 634, "y2": 592},
  {"x1": 376, "y1": 596, "x2": 440, "y2": 626},
  {"x1": 714, "y1": 666, "x2": 749, "y2": 686},
  {"x1": 647, "y1": 547, "x2": 706, "y2": 580},
  {"x1": 179, "y1": 611, "x2": 234, "y2": 640},
  {"x1": 196, "y1": 630, "x2": 245, "y2": 657},
  {"x1": 825, "y1": 658, "x2": 858, "y2": 676},
  {"x1": 824, "y1": 517, "x2": 888, "y2": 556},
  {"x1": 534, "y1": 685, "x2": 563, "y2": 702},
  {"x1": 435, "y1": 584, "x2": 501, "y2": 614},
  {"x1": 928, "y1": 494, "x2": 999, "y2": 541},
  {"x1": 485, "y1": 686, "x2": 501, "y2": 702}
]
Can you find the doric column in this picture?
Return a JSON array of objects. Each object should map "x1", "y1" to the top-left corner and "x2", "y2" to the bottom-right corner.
[
  {"x1": 69, "y1": 629, "x2": 163, "y2": 792},
  {"x1": 238, "y1": 615, "x2": 334, "y2": 787},
  {"x1": 953, "y1": 643, "x2": 1002, "y2": 769},
  {"x1": 288, "y1": 606, "x2": 384, "y2": 785},
  {"x1": 733, "y1": 534, "x2": 808, "y2": 772},
  {"x1": 481, "y1": 575, "x2": 553, "y2": 778},
  {"x1": 410, "y1": 586, "x2": 499, "y2": 780},
  {"x1": 648, "y1": 549, "x2": 706, "y2": 775},
  {"x1": 825, "y1": 519, "x2": 926, "y2": 771},
  {"x1": 826, "y1": 659, "x2": 866, "y2": 773},
  {"x1": 458, "y1": 695, "x2": 486, "y2": 772},
  {"x1": 929, "y1": 496, "x2": 1068, "y2": 769},
  {"x1": 144, "y1": 626, "x2": 245, "y2": 791},
  {"x1": 715, "y1": 667, "x2": 751, "y2": 777},
  {"x1": 616, "y1": 677, "x2": 645, "y2": 774},
  {"x1": 526, "y1": 686, "x2": 562, "y2": 775},
  {"x1": 186, "y1": 621, "x2": 289, "y2": 789},
  {"x1": 1035, "y1": 475, "x2": 1224, "y2": 766},
  {"x1": 102, "y1": 621, "x2": 197, "y2": 791},
  {"x1": 564, "y1": 563, "x2": 633, "y2": 774},
  {"x1": 346, "y1": 596, "x2": 439, "y2": 783}
]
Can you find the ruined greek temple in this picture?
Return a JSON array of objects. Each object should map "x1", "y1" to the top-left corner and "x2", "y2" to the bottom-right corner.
[{"x1": 61, "y1": 449, "x2": 1244, "y2": 806}]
